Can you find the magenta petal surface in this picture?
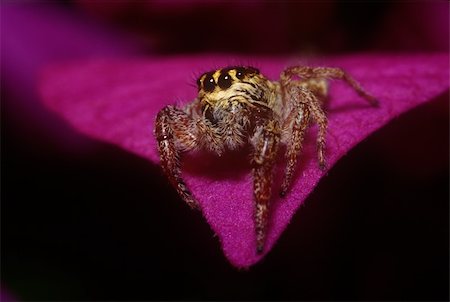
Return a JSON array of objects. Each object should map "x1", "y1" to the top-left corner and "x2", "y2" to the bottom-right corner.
[{"x1": 40, "y1": 54, "x2": 449, "y2": 267}]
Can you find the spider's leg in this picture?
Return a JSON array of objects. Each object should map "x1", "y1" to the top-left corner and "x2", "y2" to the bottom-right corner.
[
  {"x1": 303, "y1": 88, "x2": 329, "y2": 170},
  {"x1": 281, "y1": 66, "x2": 378, "y2": 106},
  {"x1": 155, "y1": 105, "x2": 199, "y2": 209},
  {"x1": 251, "y1": 120, "x2": 281, "y2": 254},
  {"x1": 280, "y1": 99, "x2": 311, "y2": 196},
  {"x1": 280, "y1": 86, "x2": 327, "y2": 196}
]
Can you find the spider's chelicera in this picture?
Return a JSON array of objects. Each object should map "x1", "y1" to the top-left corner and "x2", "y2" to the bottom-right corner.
[{"x1": 155, "y1": 65, "x2": 377, "y2": 254}]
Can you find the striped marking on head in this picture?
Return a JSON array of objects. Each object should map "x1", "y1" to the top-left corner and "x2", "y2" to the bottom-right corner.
[{"x1": 197, "y1": 67, "x2": 260, "y2": 93}]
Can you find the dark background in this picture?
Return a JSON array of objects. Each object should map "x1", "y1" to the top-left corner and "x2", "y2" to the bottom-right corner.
[{"x1": 1, "y1": 1, "x2": 449, "y2": 301}]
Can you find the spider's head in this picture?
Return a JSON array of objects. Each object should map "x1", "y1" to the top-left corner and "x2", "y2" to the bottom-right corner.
[
  {"x1": 197, "y1": 66, "x2": 260, "y2": 92},
  {"x1": 197, "y1": 66, "x2": 273, "y2": 109}
]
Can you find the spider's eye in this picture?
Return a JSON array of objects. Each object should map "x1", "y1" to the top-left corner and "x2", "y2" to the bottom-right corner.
[
  {"x1": 235, "y1": 67, "x2": 259, "y2": 80},
  {"x1": 203, "y1": 73, "x2": 216, "y2": 92},
  {"x1": 218, "y1": 72, "x2": 232, "y2": 89},
  {"x1": 235, "y1": 67, "x2": 246, "y2": 80}
]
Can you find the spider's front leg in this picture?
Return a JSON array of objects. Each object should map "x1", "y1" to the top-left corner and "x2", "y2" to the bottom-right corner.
[
  {"x1": 155, "y1": 105, "x2": 199, "y2": 209},
  {"x1": 280, "y1": 86, "x2": 327, "y2": 196},
  {"x1": 251, "y1": 120, "x2": 281, "y2": 253}
]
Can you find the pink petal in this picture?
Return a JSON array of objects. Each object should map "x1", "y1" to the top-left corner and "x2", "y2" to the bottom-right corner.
[{"x1": 39, "y1": 54, "x2": 449, "y2": 268}]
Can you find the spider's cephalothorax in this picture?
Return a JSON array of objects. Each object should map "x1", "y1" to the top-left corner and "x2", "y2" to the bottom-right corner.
[
  {"x1": 155, "y1": 65, "x2": 378, "y2": 254},
  {"x1": 195, "y1": 67, "x2": 279, "y2": 153}
]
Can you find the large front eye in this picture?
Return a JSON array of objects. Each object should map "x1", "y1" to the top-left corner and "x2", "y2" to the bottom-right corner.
[
  {"x1": 203, "y1": 73, "x2": 216, "y2": 92},
  {"x1": 218, "y1": 72, "x2": 232, "y2": 89}
]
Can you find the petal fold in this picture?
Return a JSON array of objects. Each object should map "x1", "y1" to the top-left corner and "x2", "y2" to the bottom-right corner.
[{"x1": 40, "y1": 54, "x2": 449, "y2": 267}]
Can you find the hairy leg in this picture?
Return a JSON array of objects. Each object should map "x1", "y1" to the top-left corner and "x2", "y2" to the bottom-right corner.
[
  {"x1": 155, "y1": 105, "x2": 199, "y2": 209},
  {"x1": 280, "y1": 86, "x2": 327, "y2": 196},
  {"x1": 281, "y1": 66, "x2": 378, "y2": 106},
  {"x1": 251, "y1": 120, "x2": 281, "y2": 253},
  {"x1": 304, "y1": 88, "x2": 328, "y2": 170},
  {"x1": 280, "y1": 101, "x2": 310, "y2": 196}
]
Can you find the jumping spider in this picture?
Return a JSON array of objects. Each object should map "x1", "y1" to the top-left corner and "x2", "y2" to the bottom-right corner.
[{"x1": 155, "y1": 65, "x2": 377, "y2": 254}]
